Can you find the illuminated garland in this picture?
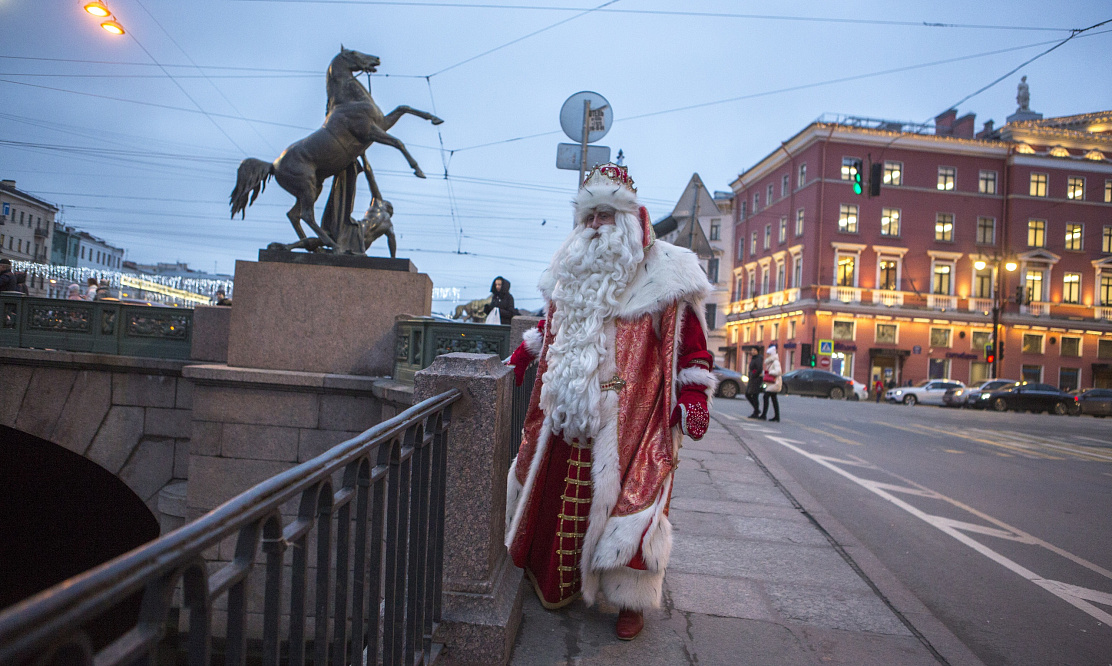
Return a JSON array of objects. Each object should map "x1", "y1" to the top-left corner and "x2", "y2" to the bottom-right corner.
[{"x1": 8, "y1": 261, "x2": 232, "y2": 307}]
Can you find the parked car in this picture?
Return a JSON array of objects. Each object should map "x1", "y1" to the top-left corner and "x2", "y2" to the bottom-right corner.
[
  {"x1": 1073, "y1": 388, "x2": 1112, "y2": 417},
  {"x1": 712, "y1": 365, "x2": 744, "y2": 399},
  {"x1": 780, "y1": 369, "x2": 857, "y2": 400},
  {"x1": 984, "y1": 382, "x2": 1078, "y2": 415},
  {"x1": 885, "y1": 379, "x2": 965, "y2": 406},
  {"x1": 848, "y1": 378, "x2": 868, "y2": 401},
  {"x1": 946, "y1": 379, "x2": 1019, "y2": 408}
]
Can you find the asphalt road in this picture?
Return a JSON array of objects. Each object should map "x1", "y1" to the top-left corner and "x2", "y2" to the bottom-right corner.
[{"x1": 714, "y1": 393, "x2": 1112, "y2": 666}]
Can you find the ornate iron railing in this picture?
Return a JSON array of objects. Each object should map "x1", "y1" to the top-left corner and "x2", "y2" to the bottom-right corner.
[
  {"x1": 509, "y1": 362, "x2": 538, "y2": 460},
  {"x1": 393, "y1": 317, "x2": 511, "y2": 384},
  {"x1": 0, "y1": 295, "x2": 192, "y2": 359},
  {"x1": 0, "y1": 389, "x2": 461, "y2": 666}
]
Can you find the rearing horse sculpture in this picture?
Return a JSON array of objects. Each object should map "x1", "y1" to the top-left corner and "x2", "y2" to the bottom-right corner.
[{"x1": 230, "y1": 47, "x2": 442, "y2": 249}]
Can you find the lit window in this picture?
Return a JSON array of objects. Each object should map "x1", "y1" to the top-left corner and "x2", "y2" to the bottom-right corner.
[
  {"x1": 933, "y1": 263, "x2": 952, "y2": 294},
  {"x1": 976, "y1": 217, "x2": 996, "y2": 245},
  {"x1": 1103, "y1": 226, "x2": 1112, "y2": 253},
  {"x1": 781, "y1": 174, "x2": 790, "y2": 198},
  {"x1": 1049, "y1": 146, "x2": 1069, "y2": 157},
  {"x1": 778, "y1": 216, "x2": 787, "y2": 243},
  {"x1": 973, "y1": 267, "x2": 993, "y2": 298},
  {"x1": 832, "y1": 320, "x2": 855, "y2": 341},
  {"x1": 1030, "y1": 173, "x2": 1048, "y2": 197},
  {"x1": 878, "y1": 258, "x2": 899, "y2": 290},
  {"x1": 1063, "y1": 273, "x2": 1081, "y2": 304},
  {"x1": 1106, "y1": 180, "x2": 1112, "y2": 203},
  {"x1": 1086, "y1": 150, "x2": 1105, "y2": 161},
  {"x1": 793, "y1": 256, "x2": 802, "y2": 287},
  {"x1": 883, "y1": 161, "x2": 903, "y2": 186},
  {"x1": 841, "y1": 157, "x2": 862, "y2": 181},
  {"x1": 798, "y1": 163, "x2": 807, "y2": 187},
  {"x1": 972, "y1": 331, "x2": 991, "y2": 351},
  {"x1": 930, "y1": 327, "x2": 951, "y2": 348},
  {"x1": 979, "y1": 170, "x2": 997, "y2": 194},
  {"x1": 1027, "y1": 219, "x2": 1046, "y2": 247},
  {"x1": 1061, "y1": 336, "x2": 1081, "y2": 357},
  {"x1": 880, "y1": 208, "x2": 901, "y2": 236},
  {"x1": 1067, "y1": 177, "x2": 1085, "y2": 200},
  {"x1": 838, "y1": 204, "x2": 858, "y2": 233},
  {"x1": 935, "y1": 213, "x2": 954, "y2": 241},
  {"x1": 764, "y1": 224, "x2": 771, "y2": 250},
  {"x1": 1022, "y1": 334, "x2": 1044, "y2": 354},
  {"x1": 1016, "y1": 143, "x2": 1036, "y2": 154},
  {"x1": 1025, "y1": 270, "x2": 1044, "y2": 302},
  {"x1": 876, "y1": 323, "x2": 897, "y2": 344},
  {"x1": 1102, "y1": 275, "x2": 1112, "y2": 306},
  {"x1": 751, "y1": 231, "x2": 757, "y2": 255},
  {"x1": 836, "y1": 254, "x2": 856, "y2": 287},
  {"x1": 937, "y1": 166, "x2": 956, "y2": 191},
  {"x1": 795, "y1": 208, "x2": 804, "y2": 236},
  {"x1": 1065, "y1": 223, "x2": 1083, "y2": 251}
]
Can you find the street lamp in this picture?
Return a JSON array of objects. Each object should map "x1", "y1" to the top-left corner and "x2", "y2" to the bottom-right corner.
[
  {"x1": 82, "y1": 1, "x2": 125, "y2": 35},
  {"x1": 83, "y1": 1, "x2": 110, "y2": 17},
  {"x1": 99, "y1": 19, "x2": 125, "y2": 34},
  {"x1": 978, "y1": 255, "x2": 1018, "y2": 379}
]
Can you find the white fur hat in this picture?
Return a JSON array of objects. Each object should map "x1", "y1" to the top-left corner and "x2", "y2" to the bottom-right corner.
[{"x1": 574, "y1": 163, "x2": 639, "y2": 218}]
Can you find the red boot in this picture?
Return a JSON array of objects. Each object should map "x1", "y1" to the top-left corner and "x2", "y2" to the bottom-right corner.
[{"x1": 615, "y1": 608, "x2": 644, "y2": 640}]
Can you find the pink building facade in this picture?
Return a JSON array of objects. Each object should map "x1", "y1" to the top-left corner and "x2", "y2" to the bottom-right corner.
[{"x1": 726, "y1": 108, "x2": 1112, "y2": 390}]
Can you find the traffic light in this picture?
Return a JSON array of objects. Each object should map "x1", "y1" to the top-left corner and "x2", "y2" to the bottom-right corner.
[
  {"x1": 849, "y1": 159, "x2": 864, "y2": 195},
  {"x1": 1015, "y1": 285, "x2": 1025, "y2": 305},
  {"x1": 985, "y1": 343, "x2": 995, "y2": 365},
  {"x1": 869, "y1": 161, "x2": 882, "y2": 197},
  {"x1": 800, "y1": 343, "x2": 815, "y2": 367}
]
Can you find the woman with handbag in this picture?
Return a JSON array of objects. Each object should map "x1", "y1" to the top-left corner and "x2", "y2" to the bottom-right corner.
[{"x1": 760, "y1": 345, "x2": 782, "y2": 422}]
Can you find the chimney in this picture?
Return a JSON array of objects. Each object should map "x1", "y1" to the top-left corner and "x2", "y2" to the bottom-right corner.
[
  {"x1": 934, "y1": 109, "x2": 957, "y2": 136},
  {"x1": 976, "y1": 120, "x2": 995, "y2": 140},
  {"x1": 0, "y1": 179, "x2": 15, "y2": 188},
  {"x1": 952, "y1": 113, "x2": 976, "y2": 139}
]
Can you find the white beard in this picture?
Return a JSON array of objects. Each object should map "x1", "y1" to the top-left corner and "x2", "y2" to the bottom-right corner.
[{"x1": 540, "y1": 211, "x2": 644, "y2": 441}]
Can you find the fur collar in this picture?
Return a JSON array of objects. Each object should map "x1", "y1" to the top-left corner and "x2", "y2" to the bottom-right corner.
[{"x1": 539, "y1": 239, "x2": 710, "y2": 320}]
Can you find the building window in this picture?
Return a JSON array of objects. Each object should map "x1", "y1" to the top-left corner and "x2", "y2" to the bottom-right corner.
[
  {"x1": 761, "y1": 267, "x2": 770, "y2": 295},
  {"x1": 739, "y1": 201, "x2": 747, "y2": 219},
  {"x1": 706, "y1": 258, "x2": 719, "y2": 283},
  {"x1": 776, "y1": 262, "x2": 785, "y2": 291},
  {"x1": 781, "y1": 175, "x2": 790, "y2": 198},
  {"x1": 767, "y1": 184, "x2": 774, "y2": 204},
  {"x1": 979, "y1": 170, "x2": 997, "y2": 194},
  {"x1": 763, "y1": 224, "x2": 771, "y2": 250},
  {"x1": 1022, "y1": 333, "x2": 1044, "y2": 354},
  {"x1": 1061, "y1": 336, "x2": 1081, "y2": 357},
  {"x1": 930, "y1": 327, "x2": 951, "y2": 348},
  {"x1": 1101, "y1": 274, "x2": 1112, "y2": 306},
  {"x1": 937, "y1": 166, "x2": 956, "y2": 191},
  {"x1": 737, "y1": 236, "x2": 744, "y2": 261},
  {"x1": 734, "y1": 276, "x2": 743, "y2": 301},
  {"x1": 1106, "y1": 180, "x2": 1112, "y2": 203},
  {"x1": 1063, "y1": 273, "x2": 1081, "y2": 303},
  {"x1": 789, "y1": 320, "x2": 797, "y2": 339},
  {"x1": 883, "y1": 161, "x2": 902, "y2": 186},
  {"x1": 795, "y1": 208, "x2": 804, "y2": 236},
  {"x1": 1027, "y1": 219, "x2": 1046, "y2": 247},
  {"x1": 778, "y1": 217, "x2": 787, "y2": 243},
  {"x1": 710, "y1": 219, "x2": 721, "y2": 241},
  {"x1": 838, "y1": 204, "x2": 858, "y2": 233},
  {"x1": 1025, "y1": 269, "x2": 1044, "y2": 303},
  {"x1": 832, "y1": 320, "x2": 855, "y2": 341},
  {"x1": 1021, "y1": 365, "x2": 1042, "y2": 383},
  {"x1": 971, "y1": 331, "x2": 992, "y2": 352},
  {"x1": 706, "y1": 303, "x2": 717, "y2": 329},
  {"x1": 933, "y1": 263, "x2": 952, "y2": 295},
  {"x1": 841, "y1": 157, "x2": 861, "y2": 181},
  {"x1": 878, "y1": 258, "x2": 899, "y2": 291},
  {"x1": 880, "y1": 208, "x2": 901, "y2": 236},
  {"x1": 798, "y1": 163, "x2": 807, "y2": 187},
  {"x1": 747, "y1": 269, "x2": 756, "y2": 299},
  {"x1": 1030, "y1": 172, "x2": 1048, "y2": 197},
  {"x1": 928, "y1": 358, "x2": 950, "y2": 379},
  {"x1": 81, "y1": 246, "x2": 85, "y2": 259},
  {"x1": 976, "y1": 217, "x2": 996, "y2": 245},
  {"x1": 1059, "y1": 368, "x2": 1080, "y2": 392},
  {"x1": 1098, "y1": 339, "x2": 1112, "y2": 359},
  {"x1": 935, "y1": 213, "x2": 954, "y2": 241},
  {"x1": 1104, "y1": 226, "x2": 1112, "y2": 253},
  {"x1": 836, "y1": 254, "x2": 856, "y2": 287},
  {"x1": 793, "y1": 256, "x2": 803, "y2": 288},
  {"x1": 876, "y1": 323, "x2": 898, "y2": 344},
  {"x1": 1065, "y1": 223, "x2": 1083, "y2": 251},
  {"x1": 751, "y1": 231, "x2": 757, "y2": 255},
  {"x1": 753, "y1": 193, "x2": 760, "y2": 212},
  {"x1": 1067, "y1": 176, "x2": 1085, "y2": 200},
  {"x1": 973, "y1": 268, "x2": 993, "y2": 298}
]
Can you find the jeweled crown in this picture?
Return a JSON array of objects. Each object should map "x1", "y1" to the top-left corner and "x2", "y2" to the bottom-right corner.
[{"x1": 581, "y1": 162, "x2": 636, "y2": 193}]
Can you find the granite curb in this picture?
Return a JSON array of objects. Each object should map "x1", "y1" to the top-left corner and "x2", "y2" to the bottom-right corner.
[{"x1": 714, "y1": 414, "x2": 986, "y2": 666}]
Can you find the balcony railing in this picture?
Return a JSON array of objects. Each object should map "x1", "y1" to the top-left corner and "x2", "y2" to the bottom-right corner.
[
  {"x1": 1096, "y1": 306, "x2": 1112, "y2": 321},
  {"x1": 831, "y1": 286, "x2": 862, "y2": 303},
  {"x1": 1022, "y1": 302, "x2": 1050, "y2": 317},
  {"x1": 871, "y1": 290, "x2": 905, "y2": 307},
  {"x1": 926, "y1": 294, "x2": 957, "y2": 311},
  {"x1": 0, "y1": 389, "x2": 461, "y2": 666},
  {"x1": 967, "y1": 297, "x2": 993, "y2": 313}
]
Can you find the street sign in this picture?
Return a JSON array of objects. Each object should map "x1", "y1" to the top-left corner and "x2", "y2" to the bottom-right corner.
[
  {"x1": 819, "y1": 357, "x2": 830, "y2": 368},
  {"x1": 556, "y1": 143, "x2": 610, "y2": 171},
  {"x1": 559, "y1": 91, "x2": 612, "y2": 143},
  {"x1": 818, "y1": 339, "x2": 834, "y2": 355}
]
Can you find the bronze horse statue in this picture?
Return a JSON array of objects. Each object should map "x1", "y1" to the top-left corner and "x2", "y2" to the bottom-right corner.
[{"x1": 230, "y1": 47, "x2": 442, "y2": 249}]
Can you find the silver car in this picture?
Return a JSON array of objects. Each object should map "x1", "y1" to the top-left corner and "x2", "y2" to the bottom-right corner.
[{"x1": 886, "y1": 379, "x2": 965, "y2": 406}]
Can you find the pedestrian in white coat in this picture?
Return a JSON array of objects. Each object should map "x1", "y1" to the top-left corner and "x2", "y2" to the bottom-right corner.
[{"x1": 760, "y1": 345, "x2": 782, "y2": 422}]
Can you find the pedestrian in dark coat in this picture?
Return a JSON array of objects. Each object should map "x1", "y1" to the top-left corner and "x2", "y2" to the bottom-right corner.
[
  {"x1": 745, "y1": 347, "x2": 763, "y2": 418},
  {"x1": 483, "y1": 276, "x2": 515, "y2": 324}
]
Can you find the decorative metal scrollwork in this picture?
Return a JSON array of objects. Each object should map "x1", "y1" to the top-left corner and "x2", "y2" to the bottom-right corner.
[
  {"x1": 434, "y1": 334, "x2": 502, "y2": 356},
  {"x1": 126, "y1": 311, "x2": 190, "y2": 340},
  {"x1": 28, "y1": 304, "x2": 92, "y2": 333},
  {"x1": 101, "y1": 310, "x2": 117, "y2": 335},
  {"x1": 3, "y1": 303, "x2": 16, "y2": 329},
  {"x1": 396, "y1": 334, "x2": 410, "y2": 361}
]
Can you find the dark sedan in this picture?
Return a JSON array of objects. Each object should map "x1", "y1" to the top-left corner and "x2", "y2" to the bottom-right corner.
[
  {"x1": 780, "y1": 369, "x2": 857, "y2": 400},
  {"x1": 1074, "y1": 388, "x2": 1112, "y2": 417},
  {"x1": 984, "y1": 382, "x2": 1079, "y2": 415},
  {"x1": 952, "y1": 379, "x2": 1020, "y2": 409}
]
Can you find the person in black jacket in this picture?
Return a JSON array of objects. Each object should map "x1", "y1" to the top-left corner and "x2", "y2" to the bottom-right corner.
[
  {"x1": 0, "y1": 259, "x2": 27, "y2": 294},
  {"x1": 744, "y1": 346, "x2": 764, "y2": 418},
  {"x1": 483, "y1": 276, "x2": 515, "y2": 324}
]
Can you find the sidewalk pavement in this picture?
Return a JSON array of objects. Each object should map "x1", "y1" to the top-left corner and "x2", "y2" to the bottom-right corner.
[{"x1": 508, "y1": 414, "x2": 985, "y2": 665}]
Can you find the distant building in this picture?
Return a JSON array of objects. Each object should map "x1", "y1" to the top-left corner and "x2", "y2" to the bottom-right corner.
[
  {"x1": 654, "y1": 174, "x2": 734, "y2": 366},
  {"x1": 1, "y1": 179, "x2": 57, "y2": 264},
  {"x1": 727, "y1": 84, "x2": 1112, "y2": 390}
]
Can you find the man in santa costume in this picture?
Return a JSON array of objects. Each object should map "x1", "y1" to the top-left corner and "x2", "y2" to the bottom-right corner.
[{"x1": 504, "y1": 163, "x2": 716, "y2": 640}]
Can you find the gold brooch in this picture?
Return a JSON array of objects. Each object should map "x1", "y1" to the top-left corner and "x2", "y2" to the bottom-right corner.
[{"x1": 600, "y1": 375, "x2": 626, "y2": 392}]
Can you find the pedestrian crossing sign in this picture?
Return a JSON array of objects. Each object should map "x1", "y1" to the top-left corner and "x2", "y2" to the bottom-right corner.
[{"x1": 818, "y1": 339, "x2": 833, "y2": 355}]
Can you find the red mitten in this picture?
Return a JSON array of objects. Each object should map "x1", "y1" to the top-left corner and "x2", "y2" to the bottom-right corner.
[
  {"x1": 669, "y1": 386, "x2": 709, "y2": 439},
  {"x1": 507, "y1": 343, "x2": 534, "y2": 386}
]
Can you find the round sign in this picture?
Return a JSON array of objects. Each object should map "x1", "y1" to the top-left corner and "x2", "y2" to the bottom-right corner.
[
  {"x1": 560, "y1": 91, "x2": 612, "y2": 144},
  {"x1": 819, "y1": 357, "x2": 831, "y2": 368}
]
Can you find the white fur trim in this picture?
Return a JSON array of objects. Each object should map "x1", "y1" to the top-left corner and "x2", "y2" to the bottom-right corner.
[
  {"x1": 505, "y1": 455, "x2": 524, "y2": 537},
  {"x1": 676, "y1": 366, "x2": 717, "y2": 393},
  {"x1": 590, "y1": 476, "x2": 674, "y2": 572},
  {"x1": 599, "y1": 566, "x2": 666, "y2": 611},
  {"x1": 573, "y1": 183, "x2": 640, "y2": 222},
  {"x1": 505, "y1": 421, "x2": 551, "y2": 550},
  {"x1": 522, "y1": 327, "x2": 543, "y2": 356}
]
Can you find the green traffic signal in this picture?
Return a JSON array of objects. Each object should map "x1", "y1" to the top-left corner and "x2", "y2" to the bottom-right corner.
[{"x1": 852, "y1": 166, "x2": 863, "y2": 195}]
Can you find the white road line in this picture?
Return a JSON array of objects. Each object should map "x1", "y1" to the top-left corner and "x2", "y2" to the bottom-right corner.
[
  {"x1": 764, "y1": 434, "x2": 1112, "y2": 627},
  {"x1": 1077, "y1": 435, "x2": 1112, "y2": 446},
  {"x1": 996, "y1": 431, "x2": 1112, "y2": 462}
]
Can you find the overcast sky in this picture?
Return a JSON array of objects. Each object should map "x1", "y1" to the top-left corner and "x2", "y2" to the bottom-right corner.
[{"x1": 1, "y1": 0, "x2": 1109, "y2": 312}]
